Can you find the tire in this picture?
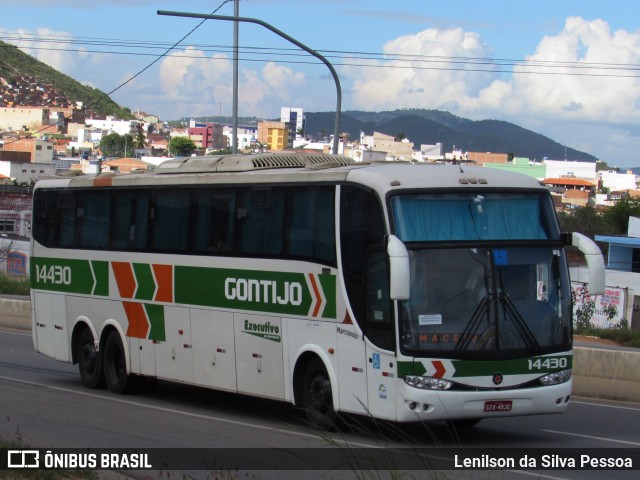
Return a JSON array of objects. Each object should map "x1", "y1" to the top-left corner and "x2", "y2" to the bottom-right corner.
[
  {"x1": 103, "y1": 330, "x2": 137, "y2": 394},
  {"x1": 302, "y1": 358, "x2": 338, "y2": 430},
  {"x1": 76, "y1": 328, "x2": 105, "y2": 389}
]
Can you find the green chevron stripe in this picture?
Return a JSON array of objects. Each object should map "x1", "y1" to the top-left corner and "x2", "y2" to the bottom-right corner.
[
  {"x1": 318, "y1": 274, "x2": 336, "y2": 319},
  {"x1": 133, "y1": 263, "x2": 155, "y2": 301},
  {"x1": 144, "y1": 303, "x2": 166, "y2": 342},
  {"x1": 90, "y1": 260, "x2": 109, "y2": 296}
]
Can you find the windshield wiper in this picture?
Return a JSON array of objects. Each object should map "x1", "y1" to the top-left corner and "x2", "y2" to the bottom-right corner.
[
  {"x1": 499, "y1": 292, "x2": 542, "y2": 355},
  {"x1": 455, "y1": 294, "x2": 491, "y2": 355}
]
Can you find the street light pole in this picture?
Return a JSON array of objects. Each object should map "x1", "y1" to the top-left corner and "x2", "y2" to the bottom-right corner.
[
  {"x1": 232, "y1": 0, "x2": 239, "y2": 154},
  {"x1": 158, "y1": 9, "x2": 342, "y2": 155}
]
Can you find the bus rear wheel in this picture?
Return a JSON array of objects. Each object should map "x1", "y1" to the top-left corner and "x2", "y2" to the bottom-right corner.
[
  {"x1": 302, "y1": 358, "x2": 337, "y2": 430},
  {"x1": 103, "y1": 330, "x2": 137, "y2": 394},
  {"x1": 77, "y1": 328, "x2": 104, "y2": 389}
]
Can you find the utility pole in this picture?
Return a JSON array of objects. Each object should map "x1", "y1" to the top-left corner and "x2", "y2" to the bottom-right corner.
[
  {"x1": 158, "y1": 10, "x2": 342, "y2": 155},
  {"x1": 232, "y1": 0, "x2": 239, "y2": 154}
]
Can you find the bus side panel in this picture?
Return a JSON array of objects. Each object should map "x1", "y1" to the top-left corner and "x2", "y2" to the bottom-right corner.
[
  {"x1": 191, "y1": 308, "x2": 237, "y2": 391},
  {"x1": 234, "y1": 313, "x2": 285, "y2": 400},
  {"x1": 154, "y1": 306, "x2": 193, "y2": 383},
  {"x1": 33, "y1": 292, "x2": 69, "y2": 362}
]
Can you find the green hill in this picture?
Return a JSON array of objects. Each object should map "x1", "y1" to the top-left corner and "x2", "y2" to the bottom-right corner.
[
  {"x1": 305, "y1": 109, "x2": 598, "y2": 162},
  {"x1": 0, "y1": 40, "x2": 132, "y2": 118}
]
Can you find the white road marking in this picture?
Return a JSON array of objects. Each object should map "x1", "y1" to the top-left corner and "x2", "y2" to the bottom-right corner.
[{"x1": 541, "y1": 429, "x2": 640, "y2": 446}]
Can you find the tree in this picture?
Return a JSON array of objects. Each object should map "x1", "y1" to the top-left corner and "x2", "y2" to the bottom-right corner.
[
  {"x1": 169, "y1": 137, "x2": 197, "y2": 157},
  {"x1": 134, "y1": 125, "x2": 146, "y2": 149},
  {"x1": 99, "y1": 133, "x2": 127, "y2": 157},
  {"x1": 602, "y1": 197, "x2": 640, "y2": 235},
  {"x1": 557, "y1": 205, "x2": 605, "y2": 239}
]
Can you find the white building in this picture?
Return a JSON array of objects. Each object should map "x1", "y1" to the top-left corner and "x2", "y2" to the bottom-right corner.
[
  {"x1": 600, "y1": 170, "x2": 637, "y2": 192},
  {"x1": 222, "y1": 126, "x2": 255, "y2": 151},
  {"x1": 85, "y1": 117, "x2": 141, "y2": 136},
  {"x1": 544, "y1": 159, "x2": 597, "y2": 181},
  {"x1": 412, "y1": 143, "x2": 444, "y2": 162},
  {"x1": 280, "y1": 107, "x2": 305, "y2": 140}
]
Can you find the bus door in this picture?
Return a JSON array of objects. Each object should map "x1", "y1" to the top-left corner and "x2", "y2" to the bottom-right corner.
[
  {"x1": 154, "y1": 306, "x2": 193, "y2": 383},
  {"x1": 190, "y1": 308, "x2": 236, "y2": 391},
  {"x1": 33, "y1": 292, "x2": 69, "y2": 362},
  {"x1": 364, "y1": 250, "x2": 397, "y2": 420}
]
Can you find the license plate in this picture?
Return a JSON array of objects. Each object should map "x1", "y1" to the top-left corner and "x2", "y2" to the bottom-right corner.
[{"x1": 484, "y1": 400, "x2": 512, "y2": 412}]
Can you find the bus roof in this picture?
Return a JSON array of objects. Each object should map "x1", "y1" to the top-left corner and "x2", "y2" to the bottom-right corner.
[{"x1": 34, "y1": 152, "x2": 547, "y2": 194}]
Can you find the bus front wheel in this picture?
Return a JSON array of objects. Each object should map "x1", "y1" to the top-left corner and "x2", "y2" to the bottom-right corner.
[
  {"x1": 302, "y1": 358, "x2": 337, "y2": 430},
  {"x1": 76, "y1": 328, "x2": 104, "y2": 389},
  {"x1": 103, "y1": 330, "x2": 136, "y2": 394}
]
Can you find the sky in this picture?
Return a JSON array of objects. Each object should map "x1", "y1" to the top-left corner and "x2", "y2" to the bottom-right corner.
[{"x1": 1, "y1": 0, "x2": 639, "y2": 168}]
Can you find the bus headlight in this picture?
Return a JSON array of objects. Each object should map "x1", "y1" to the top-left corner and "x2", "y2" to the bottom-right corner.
[
  {"x1": 539, "y1": 369, "x2": 572, "y2": 386},
  {"x1": 404, "y1": 375, "x2": 453, "y2": 391}
]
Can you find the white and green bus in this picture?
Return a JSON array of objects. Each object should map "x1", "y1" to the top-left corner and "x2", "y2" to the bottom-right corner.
[{"x1": 31, "y1": 152, "x2": 604, "y2": 429}]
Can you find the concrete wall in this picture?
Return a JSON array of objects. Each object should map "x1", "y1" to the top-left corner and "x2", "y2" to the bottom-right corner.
[
  {"x1": 2, "y1": 299, "x2": 639, "y2": 403},
  {"x1": 573, "y1": 347, "x2": 640, "y2": 402}
]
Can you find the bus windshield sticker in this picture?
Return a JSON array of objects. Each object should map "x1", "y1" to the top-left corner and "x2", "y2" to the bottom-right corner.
[
  {"x1": 419, "y1": 314, "x2": 442, "y2": 325},
  {"x1": 493, "y1": 249, "x2": 508, "y2": 265}
]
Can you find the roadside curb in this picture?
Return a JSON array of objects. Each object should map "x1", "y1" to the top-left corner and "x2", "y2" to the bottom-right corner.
[{"x1": 3, "y1": 299, "x2": 639, "y2": 403}]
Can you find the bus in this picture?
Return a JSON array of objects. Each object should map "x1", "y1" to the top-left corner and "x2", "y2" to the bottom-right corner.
[{"x1": 30, "y1": 152, "x2": 604, "y2": 429}]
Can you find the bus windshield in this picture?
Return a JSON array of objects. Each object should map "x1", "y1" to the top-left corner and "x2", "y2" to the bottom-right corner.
[{"x1": 390, "y1": 192, "x2": 571, "y2": 359}]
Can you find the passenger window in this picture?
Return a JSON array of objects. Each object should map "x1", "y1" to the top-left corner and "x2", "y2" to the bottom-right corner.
[
  {"x1": 194, "y1": 189, "x2": 235, "y2": 254},
  {"x1": 77, "y1": 192, "x2": 111, "y2": 248},
  {"x1": 113, "y1": 191, "x2": 149, "y2": 249},
  {"x1": 287, "y1": 186, "x2": 336, "y2": 265},
  {"x1": 238, "y1": 188, "x2": 284, "y2": 255},
  {"x1": 151, "y1": 190, "x2": 191, "y2": 251}
]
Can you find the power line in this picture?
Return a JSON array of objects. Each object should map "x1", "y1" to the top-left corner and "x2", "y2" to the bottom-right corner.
[
  {"x1": 2, "y1": 30, "x2": 640, "y2": 77},
  {"x1": 2, "y1": 42, "x2": 639, "y2": 79}
]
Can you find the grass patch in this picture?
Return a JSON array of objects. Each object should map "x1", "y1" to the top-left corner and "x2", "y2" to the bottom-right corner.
[
  {"x1": 0, "y1": 273, "x2": 30, "y2": 295},
  {"x1": 575, "y1": 326, "x2": 640, "y2": 348}
]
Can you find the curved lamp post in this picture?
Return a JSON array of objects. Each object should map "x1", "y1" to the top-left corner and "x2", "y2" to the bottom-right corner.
[{"x1": 158, "y1": 10, "x2": 342, "y2": 155}]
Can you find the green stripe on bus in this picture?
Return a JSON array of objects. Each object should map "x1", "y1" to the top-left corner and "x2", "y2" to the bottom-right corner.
[
  {"x1": 174, "y1": 266, "x2": 336, "y2": 319},
  {"x1": 397, "y1": 354, "x2": 572, "y2": 378},
  {"x1": 32, "y1": 257, "x2": 109, "y2": 296},
  {"x1": 318, "y1": 274, "x2": 336, "y2": 319},
  {"x1": 145, "y1": 304, "x2": 166, "y2": 342},
  {"x1": 91, "y1": 261, "x2": 109, "y2": 296},
  {"x1": 31, "y1": 257, "x2": 337, "y2": 320},
  {"x1": 451, "y1": 355, "x2": 572, "y2": 377},
  {"x1": 133, "y1": 263, "x2": 155, "y2": 301}
]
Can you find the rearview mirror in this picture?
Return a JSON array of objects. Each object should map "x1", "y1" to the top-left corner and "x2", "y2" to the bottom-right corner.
[{"x1": 388, "y1": 235, "x2": 410, "y2": 300}]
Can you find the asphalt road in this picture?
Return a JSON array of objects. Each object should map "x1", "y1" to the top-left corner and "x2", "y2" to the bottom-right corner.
[{"x1": 1, "y1": 329, "x2": 639, "y2": 480}]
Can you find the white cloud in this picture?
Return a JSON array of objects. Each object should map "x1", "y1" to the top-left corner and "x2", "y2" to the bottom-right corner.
[
  {"x1": 262, "y1": 62, "x2": 305, "y2": 93},
  {"x1": 6, "y1": 28, "x2": 88, "y2": 74},
  {"x1": 499, "y1": 17, "x2": 640, "y2": 123},
  {"x1": 349, "y1": 27, "x2": 497, "y2": 111},
  {"x1": 351, "y1": 17, "x2": 640, "y2": 126}
]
